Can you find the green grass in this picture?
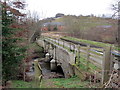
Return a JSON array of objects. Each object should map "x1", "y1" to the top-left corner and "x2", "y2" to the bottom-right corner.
[
  {"x1": 76, "y1": 56, "x2": 87, "y2": 71},
  {"x1": 77, "y1": 54, "x2": 101, "y2": 72},
  {"x1": 115, "y1": 46, "x2": 120, "y2": 51},
  {"x1": 54, "y1": 16, "x2": 113, "y2": 29},
  {"x1": 29, "y1": 42, "x2": 45, "y2": 58},
  {"x1": 41, "y1": 76, "x2": 90, "y2": 88},
  {"x1": 12, "y1": 80, "x2": 35, "y2": 88},
  {"x1": 61, "y1": 36, "x2": 111, "y2": 48}
]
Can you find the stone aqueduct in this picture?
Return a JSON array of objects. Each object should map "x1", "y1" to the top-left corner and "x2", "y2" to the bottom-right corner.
[{"x1": 37, "y1": 38, "x2": 77, "y2": 78}]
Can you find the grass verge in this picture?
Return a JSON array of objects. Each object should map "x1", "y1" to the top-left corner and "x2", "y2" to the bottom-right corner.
[
  {"x1": 61, "y1": 36, "x2": 111, "y2": 47},
  {"x1": 12, "y1": 80, "x2": 34, "y2": 88},
  {"x1": 41, "y1": 76, "x2": 91, "y2": 88},
  {"x1": 61, "y1": 36, "x2": 120, "y2": 51}
]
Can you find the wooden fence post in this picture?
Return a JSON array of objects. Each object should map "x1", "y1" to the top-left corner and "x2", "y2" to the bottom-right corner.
[
  {"x1": 34, "y1": 59, "x2": 42, "y2": 88},
  {"x1": 77, "y1": 45, "x2": 80, "y2": 65},
  {"x1": 46, "y1": 43, "x2": 48, "y2": 53},
  {"x1": 102, "y1": 46, "x2": 111, "y2": 84},
  {"x1": 110, "y1": 46, "x2": 114, "y2": 73},
  {"x1": 44, "y1": 41, "x2": 46, "y2": 53},
  {"x1": 69, "y1": 42, "x2": 71, "y2": 51},
  {"x1": 58, "y1": 39, "x2": 59, "y2": 45},
  {"x1": 73, "y1": 44, "x2": 75, "y2": 53},
  {"x1": 53, "y1": 46, "x2": 56, "y2": 60},
  {"x1": 55, "y1": 38, "x2": 57, "y2": 43},
  {"x1": 63, "y1": 40, "x2": 64, "y2": 48},
  {"x1": 78, "y1": 45, "x2": 80, "y2": 64},
  {"x1": 41, "y1": 35, "x2": 44, "y2": 39},
  {"x1": 86, "y1": 45, "x2": 90, "y2": 70},
  {"x1": 23, "y1": 60, "x2": 26, "y2": 81}
]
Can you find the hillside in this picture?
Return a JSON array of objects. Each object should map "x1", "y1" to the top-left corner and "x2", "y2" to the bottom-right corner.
[{"x1": 48, "y1": 15, "x2": 118, "y2": 44}]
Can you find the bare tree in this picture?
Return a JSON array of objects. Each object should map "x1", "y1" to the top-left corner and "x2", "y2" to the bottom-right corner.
[
  {"x1": 25, "y1": 11, "x2": 41, "y2": 42},
  {"x1": 112, "y1": 1, "x2": 120, "y2": 48},
  {"x1": 112, "y1": 1, "x2": 120, "y2": 19},
  {"x1": 62, "y1": 15, "x2": 85, "y2": 38}
]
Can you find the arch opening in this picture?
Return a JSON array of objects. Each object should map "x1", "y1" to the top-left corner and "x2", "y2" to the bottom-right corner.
[{"x1": 56, "y1": 65, "x2": 65, "y2": 78}]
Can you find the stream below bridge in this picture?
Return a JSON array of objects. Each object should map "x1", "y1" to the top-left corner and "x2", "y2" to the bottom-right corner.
[
  {"x1": 26, "y1": 58, "x2": 65, "y2": 80},
  {"x1": 39, "y1": 59, "x2": 65, "y2": 79}
]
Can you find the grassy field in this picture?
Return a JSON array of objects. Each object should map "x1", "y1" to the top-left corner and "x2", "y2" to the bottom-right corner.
[
  {"x1": 54, "y1": 15, "x2": 117, "y2": 43},
  {"x1": 54, "y1": 16, "x2": 114, "y2": 30},
  {"x1": 12, "y1": 76, "x2": 96, "y2": 88},
  {"x1": 41, "y1": 76, "x2": 93, "y2": 88}
]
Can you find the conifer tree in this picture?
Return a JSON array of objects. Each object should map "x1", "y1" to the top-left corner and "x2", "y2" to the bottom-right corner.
[{"x1": 2, "y1": 0, "x2": 26, "y2": 85}]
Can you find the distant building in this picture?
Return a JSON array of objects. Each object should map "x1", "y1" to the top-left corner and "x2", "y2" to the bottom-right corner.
[
  {"x1": 55, "y1": 13, "x2": 64, "y2": 18},
  {"x1": 41, "y1": 22, "x2": 64, "y2": 31}
]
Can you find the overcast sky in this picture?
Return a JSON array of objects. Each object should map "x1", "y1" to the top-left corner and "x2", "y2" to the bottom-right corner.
[{"x1": 26, "y1": 0, "x2": 116, "y2": 19}]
